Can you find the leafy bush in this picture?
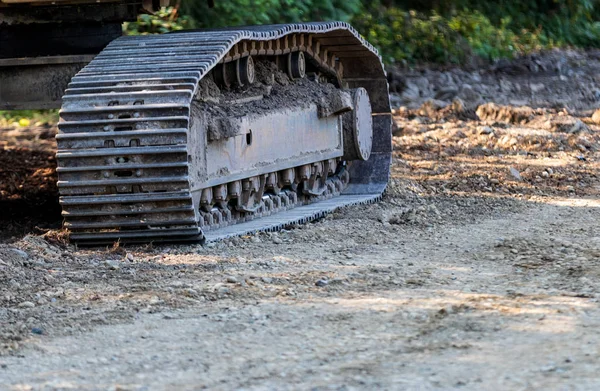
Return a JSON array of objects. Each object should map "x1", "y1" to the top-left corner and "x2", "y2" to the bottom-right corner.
[
  {"x1": 0, "y1": 110, "x2": 58, "y2": 127},
  {"x1": 352, "y1": 0, "x2": 600, "y2": 65},
  {"x1": 352, "y1": 6, "x2": 469, "y2": 64},
  {"x1": 447, "y1": 11, "x2": 547, "y2": 61},
  {"x1": 123, "y1": 7, "x2": 190, "y2": 35},
  {"x1": 180, "y1": 0, "x2": 360, "y2": 28},
  {"x1": 120, "y1": 1, "x2": 600, "y2": 65}
]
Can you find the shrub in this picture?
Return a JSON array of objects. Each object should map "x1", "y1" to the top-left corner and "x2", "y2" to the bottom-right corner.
[{"x1": 123, "y1": 6, "x2": 190, "y2": 35}]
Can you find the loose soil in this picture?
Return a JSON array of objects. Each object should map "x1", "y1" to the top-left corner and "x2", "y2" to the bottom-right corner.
[{"x1": 2, "y1": 49, "x2": 600, "y2": 390}]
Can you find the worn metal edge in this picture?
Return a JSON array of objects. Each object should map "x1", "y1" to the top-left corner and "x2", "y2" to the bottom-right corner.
[{"x1": 203, "y1": 193, "x2": 381, "y2": 242}]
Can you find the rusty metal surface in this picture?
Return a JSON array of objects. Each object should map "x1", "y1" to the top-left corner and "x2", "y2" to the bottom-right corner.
[{"x1": 56, "y1": 22, "x2": 392, "y2": 244}]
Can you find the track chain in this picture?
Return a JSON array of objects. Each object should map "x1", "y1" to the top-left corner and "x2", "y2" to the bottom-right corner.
[{"x1": 56, "y1": 22, "x2": 391, "y2": 245}]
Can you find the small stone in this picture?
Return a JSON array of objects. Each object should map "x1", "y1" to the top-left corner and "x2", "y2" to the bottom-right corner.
[
  {"x1": 184, "y1": 288, "x2": 198, "y2": 297},
  {"x1": 226, "y1": 276, "x2": 238, "y2": 284},
  {"x1": 251, "y1": 236, "x2": 261, "y2": 243},
  {"x1": 569, "y1": 119, "x2": 589, "y2": 134},
  {"x1": 490, "y1": 178, "x2": 500, "y2": 185},
  {"x1": 566, "y1": 185, "x2": 575, "y2": 192},
  {"x1": 104, "y1": 260, "x2": 120, "y2": 270},
  {"x1": 592, "y1": 109, "x2": 600, "y2": 124},
  {"x1": 530, "y1": 82, "x2": 545, "y2": 93},
  {"x1": 31, "y1": 327, "x2": 43, "y2": 335},
  {"x1": 458, "y1": 84, "x2": 482, "y2": 106},
  {"x1": 541, "y1": 171, "x2": 549, "y2": 178},
  {"x1": 509, "y1": 167, "x2": 522, "y2": 181},
  {"x1": 10, "y1": 248, "x2": 29, "y2": 260},
  {"x1": 261, "y1": 277, "x2": 273, "y2": 284},
  {"x1": 18, "y1": 301, "x2": 35, "y2": 308},
  {"x1": 435, "y1": 87, "x2": 458, "y2": 101},
  {"x1": 451, "y1": 97, "x2": 466, "y2": 113},
  {"x1": 315, "y1": 279, "x2": 329, "y2": 287},
  {"x1": 216, "y1": 285, "x2": 229, "y2": 295},
  {"x1": 126, "y1": 253, "x2": 134, "y2": 261},
  {"x1": 478, "y1": 126, "x2": 493, "y2": 135},
  {"x1": 272, "y1": 237, "x2": 283, "y2": 244}
]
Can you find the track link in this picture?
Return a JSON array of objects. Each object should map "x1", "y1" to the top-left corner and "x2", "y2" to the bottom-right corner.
[{"x1": 56, "y1": 22, "x2": 392, "y2": 245}]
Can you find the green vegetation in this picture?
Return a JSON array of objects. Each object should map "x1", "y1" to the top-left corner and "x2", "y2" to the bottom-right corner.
[
  {"x1": 0, "y1": 110, "x2": 58, "y2": 128},
  {"x1": 180, "y1": 0, "x2": 360, "y2": 28},
  {"x1": 123, "y1": 7, "x2": 191, "y2": 35},
  {"x1": 124, "y1": 1, "x2": 600, "y2": 65},
  {"x1": 351, "y1": 0, "x2": 598, "y2": 64}
]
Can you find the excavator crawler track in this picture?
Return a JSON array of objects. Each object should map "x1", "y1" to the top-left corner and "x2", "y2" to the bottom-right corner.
[{"x1": 56, "y1": 22, "x2": 392, "y2": 245}]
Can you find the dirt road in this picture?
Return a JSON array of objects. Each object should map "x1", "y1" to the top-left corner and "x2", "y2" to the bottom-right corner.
[{"x1": 3, "y1": 50, "x2": 600, "y2": 390}]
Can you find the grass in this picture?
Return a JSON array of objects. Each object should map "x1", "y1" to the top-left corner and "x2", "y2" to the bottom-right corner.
[{"x1": 0, "y1": 110, "x2": 59, "y2": 128}]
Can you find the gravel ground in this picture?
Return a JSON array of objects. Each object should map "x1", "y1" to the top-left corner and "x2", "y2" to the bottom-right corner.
[{"x1": 2, "y1": 50, "x2": 600, "y2": 390}]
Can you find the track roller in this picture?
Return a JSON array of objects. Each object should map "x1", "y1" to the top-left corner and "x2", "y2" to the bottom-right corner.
[{"x1": 287, "y1": 51, "x2": 306, "y2": 79}]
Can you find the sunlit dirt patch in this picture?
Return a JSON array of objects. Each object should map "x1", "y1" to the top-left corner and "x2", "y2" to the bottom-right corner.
[{"x1": 393, "y1": 105, "x2": 600, "y2": 200}]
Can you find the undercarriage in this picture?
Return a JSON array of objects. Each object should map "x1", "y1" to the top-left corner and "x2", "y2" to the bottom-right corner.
[{"x1": 0, "y1": 6, "x2": 392, "y2": 244}]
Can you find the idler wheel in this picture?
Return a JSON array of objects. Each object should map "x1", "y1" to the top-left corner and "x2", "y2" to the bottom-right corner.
[
  {"x1": 342, "y1": 87, "x2": 373, "y2": 161},
  {"x1": 287, "y1": 51, "x2": 306, "y2": 79},
  {"x1": 237, "y1": 56, "x2": 255, "y2": 86},
  {"x1": 213, "y1": 62, "x2": 235, "y2": 88}
]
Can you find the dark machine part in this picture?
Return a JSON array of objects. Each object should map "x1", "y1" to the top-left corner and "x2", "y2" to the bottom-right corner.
[
  {"x1": 0, "y1": 8, "x2": 392, "y2": 243},
  {"x1": 54, "y1": 22, "x2": 393, "y2": 244},
  {"x1": 0, "y1": 0, "x2": 163, "y2": 109}
]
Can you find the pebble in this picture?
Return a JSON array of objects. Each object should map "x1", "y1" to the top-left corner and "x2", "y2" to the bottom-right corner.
[
  {"x1": 592, "y1": 108, "x2": 600, "y2": 124},
  {"x1": 315, "y1": 279, "x2": 329, "y2": 287},
  {"x1": 566, "y1": 185, "x2": 575, "y2": 192},
  {"x1": 105, "y1": 260, "x2": 120, "y2": 270},
  {"x1": 125, "y1": 253, "x2": 134, "y2": 261},
  {"x1": 226, "y1": 276, "x2": 238, "y2": 284},
  {"x1": 251, "y1": 236, "x2": 261, "y2": 243},
  {"x1": 530, "y1": 82, "x2": 545, "y2": 93},
  {"x1": 31, "y1": 327, "x2": 43, "y2": 335},
  {"x1": 509, "y1": 167, "x2": 522, "y2": 181},
  {"x1": 215, "y1": 284, "x2": 229, "y2": 295},
  {"x1": 184, "y1": 288, "x2": 198, "y2": 297},
  {"x1": 272, "y1": 237, "x2": 283, "y2": 244},
  {"x1": 10, "y1": 248, "x2": 29, "y2": 260},
  {"x1": 261, "y1": 277, "x2": 273, "y2": 284},
  {"x1": 18, "y1": 301, "x2": 35, "y2": 308}
]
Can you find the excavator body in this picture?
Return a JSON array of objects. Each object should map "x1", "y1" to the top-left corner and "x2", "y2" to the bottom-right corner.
[{"x1": 0, "y1": 3, "x2": 392, "y2": 244}]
